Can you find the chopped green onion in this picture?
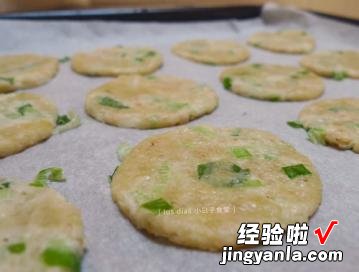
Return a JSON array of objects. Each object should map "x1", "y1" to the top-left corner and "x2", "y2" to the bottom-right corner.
[
  {"x1": 232, "y1": 147, "x2": 252, "y2": 159},
  {"x1": 141, "y1": 198, "x2": 173, "y2": 214},
  {"x1": 41, "y1": 244, "x2": 81, "y2": 272},
  {"x1": 241, "y1": 179, "x2": 262, "y2": 187},
  {"x1": 222, "y1": 77, "x2": 232, "y2": 90},
  {"x1": 268, "y1": 96, "x2": 281, "y2": 102},
  {"x1": 282, "y1": 164, "x2": 312, "y2": 179},
  {"x1": 287, "y1": 120, "x2": 304, "y2": 129},
  {"x1": 30, "y1": 168, "x2": 65, "y2": 187},
  {"x1": 54, "y1": 111, "x2": 81, "y2": 134},
  {"x1": 98, "y1": 97, "x2": 129, "y2": 109},
  {"x1": 230, "y1": 128, "x2": 241, "y2": 136},
  {"x1": 166, "y1": 101, "x2": 189, "y2": 111},
  {"x1": 197, "y1": 162, "x2": 213, "y2": 179},
  {"x1": 263, "y1": 154, "x2": 275, "y2": 161},
  {"x1": 197, "y1": 160, "x2": 260, "y2": 188},
  {"x1": 332, "y1": 71, "x2": 348, "y2": 81},
  {"x1": 251, "y1": 42, "x2": 261, "y2": 47},
  {"x1": 0, "y1": 182, "x2": 10, "y2": 190},
  {"x1": 307, "y1": 128, "x2": 326, "y2": 145},
  {"x1": 144, "y1": 51, "x2": 156, "y2": 57},
  {"x1": 17, "y1": 104, "x2": 34, "y2": 116},
  {"x1": 56, "y1": 115, "x2": 71, "y2": 126},
  {"x1": 252, "y1": 63, "x2": 262, "y2": 68},
  {"x1": 147, "y1": 75, "x2": 157, "y2": 80},
  {"x1": 108, "y1": 166, "x2": 119, "y2": 183},
  {"x1": 290, "y1": 69, "x2": 309, "y2": 79},
  {"x1": 59, "y1": 56, "x2": 70, "y2": 63},
  {"x1": 117, "y1": 143, "x2": 132, "y2": 161},
  {"x1": 0, "y1": 76, "x2": 15, "y2": 85},
  {"x1": 7, "y1": 242, "x2": 26, "y2": 254},
  {"x1": 231, "y1": 164, "x2": 242, "y2": 172}
]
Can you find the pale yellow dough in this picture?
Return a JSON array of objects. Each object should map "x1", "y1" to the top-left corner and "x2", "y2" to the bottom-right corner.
[
  {"x1": 300, "y1": 50, "x2": 359, "y2": 79},
  {"x1": 71, "y1": 46, "x2": 163, "y2": 76},
  {"x1": 111, "y1": 126, "x2": 322, "y2": 251},
  {"x1": 248, "y1": 29, "x2": 315, "y2": 54},
  {"x1": 172, "y1": 39, "x2": 250, "y2": 65},
  {"x1": 220, "y1": 64, "x2": 324, "y2": 101},
  {"x1": 299, "y1": 98, "x2": 359, "y2": 153},
  {"x1": 0, "y1": 181, "x2": 85, "y2": 272},
  {"x1": 0, "y1": 93, "x2": 57, "y2": 158},
  {"x1": 85, "y1": 75, "x2": 218, "y2": 129},
  {"x1": 0, "y1": 54, "x2": 59, "y2": 93}
]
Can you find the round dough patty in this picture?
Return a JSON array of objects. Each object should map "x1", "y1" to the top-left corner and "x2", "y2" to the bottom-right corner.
[
  {"x1": 220, "y1": 63, "x2": 324, "y2": 101},
  {"x1": 0, "y1": 54, "x2": 59, "y2": 93},
  {"x1": 71, "y1": 46, "x2": 163, "y2": 76},
  {"x1": 85, "y1": 75, "x2": 218, "y2": 129},
  {"x1": 172, "y1": 39, "x2": 250, "y2": 65},
  {"x1": 300, "y1": 50, "x2": 359, "y2": 79},
  {"x1": 0, "y1": 93, "x2": 57, "y2": 158},
  {"x1": 111, "y1": 126, "x2": 322, "y2": 250},
  {"x1": 299, "y1": 98, "x2": 359, "y2": 153},
  {"x1": 0, "y1": 181, "x2": 85, "y2": 272},
  {"x1": 248, "y1": 29, "x2": 315, "y2": 54}
]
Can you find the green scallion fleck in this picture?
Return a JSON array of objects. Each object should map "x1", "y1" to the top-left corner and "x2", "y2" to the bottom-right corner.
[
  {"x1": 56, "y1": 115, "x2": 71, "y2": 126},
  {"x1": 7, "y1": 242, "x2": 26, "y2": 254},
  {"x1": 222, "y1": 77, "x2": 232, "y2": 90},
  {"x1": 41, "y1": 245, "x2": 81, "y2": 272},
  {"x1": 282, "y1": 164, "x2": 312, "y2": 179},
  {"x1": 252, "y1": 63, "x2": 262, "y2": 68},
  {"x1": 267, "y1": 96, "x2": 281, "y2": 102},
  {"x1": 0, "y1": 76, "x2": 15, "y2": 85},
  {"x1": 287, "y1": 120, "x2": 304, "y2": 129},
  {"x1": 332, "y1": 71, "x2": 348, "y2": 81},
  {"x1": 98, "y1": 97, "x2": 129, "y2": 109},
  {"x1": 17, "y1": 104, "x2": 34, "y2": 116},
  {"x1": 59, "y1": 56, "x2": 70, "y2": 63},
  {"x1": 197, "y1": 160, "x2": 260, "y2": 188},
  {"x1": 141, "y1": 198, "x2": 173, "y2": 214},
  {"x1": 108, "y1": 166, "x2": 119, "y2": 183},
  {"x1": 307, "y1": 128, "x2": 326, "y2": 145},
  {"x1": 30, "y1": 168, "x2": 65, "y2": 187},
  {"x1": 231, "y1": 147, "x2": 252, "y2": 159}
]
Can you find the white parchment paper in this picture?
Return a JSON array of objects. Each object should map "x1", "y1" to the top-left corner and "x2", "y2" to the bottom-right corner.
[{"x1": 0, "y1": 3, "x2": 358, "y2": 272}]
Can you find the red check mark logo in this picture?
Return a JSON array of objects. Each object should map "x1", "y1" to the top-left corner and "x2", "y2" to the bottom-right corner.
[{"x1": 314, "y1": 220, "x2": 339, "y2": 245}]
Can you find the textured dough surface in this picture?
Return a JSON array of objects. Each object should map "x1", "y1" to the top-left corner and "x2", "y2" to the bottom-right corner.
[
  {"x1": 111, "y1": 126, "x2": 322, "y2": 251},
  {"x1": 85, "y1": 75, "x2": 218, "y2": 129},
  {"x1": 248, "y1": 29, "x2": 315, "y2": 54},
  {"x1": 71, "y1": 47, "x2": 163, "y2": 76},
  {"x1": 220, "y1": 64, "x2": 324, "y2": 101},
  {"x1": 0, "y1": 54, "x2": 59, "y2": 93},
  {"x1": 299, "y1": 98, "x2": 359, "y2": 153},
  {"x1": 0, "y1": 181, "x2": 85, "y2": 272},
  {"x1": 172, "y1": 39, "x2": 250, "y2": 65},
  {"x1": 300, "y1": 50, "x2": 359, "y2": 78},
  {"x1": 0, "y1": 93, "x2": 57, "y2": 158}
]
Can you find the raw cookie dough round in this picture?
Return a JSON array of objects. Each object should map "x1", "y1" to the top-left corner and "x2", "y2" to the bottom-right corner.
[
  {"x1": 220, "y1": 63, "x2": 324, "y2": 101},
  {"x1": 248, "y1": 29, "x2": 315, "y2": 54},
  {"x1": 0, "y1": 54, "x2": 59, "y2": 93},
  {"x1": 0, "y1": 181, "x2": 85, "y2": 272},
  {"x1": 85, "y1": 75, "x2": 218, "y2": 129},
  {"x1": 172, "y1": 39, "x2": 250, "y2": 65},
  {"x1": 299, "y1": 98, "x2": 359, "y2": 153},
  {"x1": 0, "y1": 93, "x2": 58, "y2": 158},
  {"x1": 111, "y1": 126, "x2": 322, "y2": 251},
  {"x1": 71, "y1": 46, "x2": 163, "y2": 76},
  {"x1": 300, "y1": 50, "x2": 359, "y2": 79}
]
